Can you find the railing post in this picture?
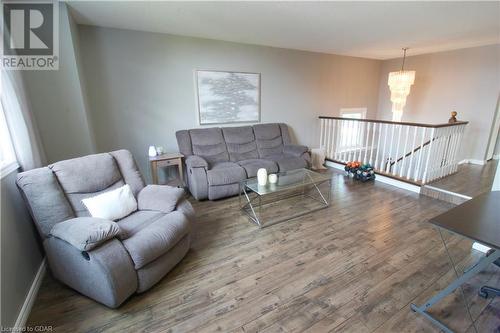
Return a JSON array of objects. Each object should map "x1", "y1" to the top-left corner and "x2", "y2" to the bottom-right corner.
[
  {"x1": 407, "y1": 126, "x2": 418, "y2": 179},
  {"x1": 414, "y1": 127, "x2": 426, "y2": 181},
  {"x1": 386, "y1": 124, "x2": 396, "y2": 173},
  {"x1": 422, "y1": 128, "x2": 436, "y2": 184},
  {"x1": 369, "y1": 123, "x2": 376, "y2": 165},
  {"x1": 394, "y1": 124, "x2": 403, "y2": 175},
  {"x1": 319, "y1": 118, "x2": 325, "y2": 149},
  {"x1": 400, "y1": 125, "x2": 410, "y2": 177},
  {"x1": 381, "y1": 124, "x2": 389, "y2": 171},
  {"x1": 334, "y1": 119, "x2": 341, "y2": 161},
  {"x1": 328, "y1": 119, "x2": 335, "y2": 160},
  {"x1": 375, "y1": 123, "x2": 382, "y2": 169}
]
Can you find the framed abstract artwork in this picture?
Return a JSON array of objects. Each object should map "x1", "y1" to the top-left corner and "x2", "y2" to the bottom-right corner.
[{"x1": 196, "y1": 70, "x2": 261, "y2": 125}]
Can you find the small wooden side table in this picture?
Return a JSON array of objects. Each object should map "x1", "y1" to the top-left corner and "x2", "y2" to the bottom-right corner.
[{"x1": 149, "y1": 152, "x2": 184, "y2": 186}]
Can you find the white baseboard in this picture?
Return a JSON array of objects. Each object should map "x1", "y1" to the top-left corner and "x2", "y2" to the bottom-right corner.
[
  {"x1": 325, "y1": 161, "x2": 421, "y2": 194},
  {"x1": 458, "y1": 159, "x2": 487, "y2": 165},
  {"x1": 14, "y1": 258, "x2": 46, "y2": 329}
]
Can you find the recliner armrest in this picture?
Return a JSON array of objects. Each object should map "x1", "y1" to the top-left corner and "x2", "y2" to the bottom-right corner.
[
  {"x1": 185, "y1": 155, "x2": 208, "y2": 169},
  {"x1": 50, "y1": 217, "x2": 121, "y2": 251},
  {"x1": 137, "y1": 185, "x2": 185, "y2": 214},
  {"x1": 284, "y1": 144, "x2": 309, "y2": 157}
]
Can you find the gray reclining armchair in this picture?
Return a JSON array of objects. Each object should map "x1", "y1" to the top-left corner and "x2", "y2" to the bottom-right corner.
[
  {"x1": 16, "y1": 150, "x2": 194, "y2": 308},
  {"x1": 176, "y1": 123, "x2": 310, "y2": 200}
]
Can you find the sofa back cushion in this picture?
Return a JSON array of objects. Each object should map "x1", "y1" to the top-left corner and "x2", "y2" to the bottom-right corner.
[
  {"x1": 253, "y1": 123, "x2": 285, "y2": 157},
  {"x1": 109, "y1": 149, "x2": 145, "y2": 197},
  {"x1": 16, "y1": 168, "x2": 75, "y2": 239},
  {"x1": 189, "y1": 127, "x2": 229, "y2": 165},
  {"x1": 222, "y1": 126, "x2": 259, "y2": 161},
  {"x1": 50, "y1": 153, "x2": 125, "y2": 216},
  {"x1": 175, "y1": 130, "x2": 193, "y2": 156}
]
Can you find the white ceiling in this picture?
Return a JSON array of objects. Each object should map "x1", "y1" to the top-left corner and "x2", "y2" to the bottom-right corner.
[{"x1": 66, "y1": 1, "x2": 500, "y2": 60}]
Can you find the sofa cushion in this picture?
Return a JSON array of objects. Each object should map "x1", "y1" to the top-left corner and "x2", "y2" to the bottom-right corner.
[
  {"x1": 189, "y1": 128, "x2": 229, "y2": 165},
  {"x1": 50, "y1": 153, "x2": 122, "y2": 194},
  {"x1": 279, "y1": 123, "x2": 292, "y2": 145},
  {"x1": 16, "y1": 167, "x2": 75, "y2": 239},
  {"x1": 237, "y1": 159, "x2": 278, "y2": 178},
  {"x1": 136, "y1": 234, "x2": 190, "y2": 293},
  {"x1": 117, "y1": 210, "x2": 164, "y2": 239},
  {"x1": 185, "y1": 155, "x2": 208, "y2": 169},
  {"x1": 82, "y1": 184, "x2": 138, "y2": 221},
  {"x1": 66, "y1": 181, "x2": 125, "y2": 217},
  {"x1": 206, "y1": 162, "x2": 246, "y2": 186},
  {"x1": 109, "y1": 149, "x2": 145, "y2": 197},
  {"x1": 50, "y1": 153, "x2": 127, "y2": 216},
  {"x1": 222, "y1": 126, "x2": 259, "y2": 162},
  {"x1": 175, "y1": 130, "x2": 193, "y2": 156},
  {"x1": 208, "y1": 183, "x2": 241, "y2": 200},
  {"x1": 137, "y1": 185, "x2": 185, "y2": 214},
  {"x1": 267, "y1": 154, "x2": 308, "y2": 171},
  {"x1": 122, "y1": 211, "x2": 190, "y2": 269},
  {"x1": 253, "y1": 123, "x2": 284, "y2": 157}
]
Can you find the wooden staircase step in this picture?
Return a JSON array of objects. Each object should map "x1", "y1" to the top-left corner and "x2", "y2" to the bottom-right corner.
[{"x1": 420, "y1": 185, "x2": 472, "y2": 205}]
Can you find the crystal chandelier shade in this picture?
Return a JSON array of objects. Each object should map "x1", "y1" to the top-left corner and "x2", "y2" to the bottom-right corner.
[{"x1": 388, "y1": 48, "x2": 415, "y2": 122}]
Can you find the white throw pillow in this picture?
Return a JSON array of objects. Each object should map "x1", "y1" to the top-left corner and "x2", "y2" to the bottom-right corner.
[{"x1": 82, "y1": 184, "x2": 137, "y2": 221}]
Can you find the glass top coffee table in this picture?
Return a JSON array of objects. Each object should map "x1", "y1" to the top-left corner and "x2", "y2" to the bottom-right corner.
[{"x1": 239, "y1": 168, "x2": 332, "y2": 228}]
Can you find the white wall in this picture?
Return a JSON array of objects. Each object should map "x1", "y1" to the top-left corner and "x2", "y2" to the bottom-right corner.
[
  {"x1": 78, "y1": 25, "x2": 381, "y2": 181},
  {"x1": 1, "y1": 171, "x2": 44, "y2": 328},
  {"x1": 377, "y1": 44, "x2": 500, "y2": 161},
  {"x1": 22, "y1": 4, "x2": 95, "y2": 163}
]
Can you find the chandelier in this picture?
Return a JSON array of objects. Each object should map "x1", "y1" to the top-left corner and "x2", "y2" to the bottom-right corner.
[{"x1": 388, "y1": 48, "x2": 415, "y2": 122}]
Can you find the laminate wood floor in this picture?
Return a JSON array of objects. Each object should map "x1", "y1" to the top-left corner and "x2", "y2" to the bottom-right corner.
[
  {"x1": 428, "y1": 160, "x2": 498, "y2": 198},
  {"x1": 27, "y1": 169, "x2": 500, "y2": 332}
]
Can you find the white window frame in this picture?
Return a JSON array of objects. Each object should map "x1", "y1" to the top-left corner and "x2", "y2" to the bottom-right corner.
[
  {"x1": 338, "y1": 108, "x2": 367, "y2": 152},
  {"x1": 0, "y1": 99, "x2": 19, "y2": 178},
  {"x1": 340, "y1": 107, "x2": 367, "y2": 119}
]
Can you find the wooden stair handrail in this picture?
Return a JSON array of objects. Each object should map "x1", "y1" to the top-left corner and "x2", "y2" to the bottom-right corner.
[
  {"x1": 318, "y1": 116, "x2": 468, "y2": 129},
  {"x1": 386, "y1": 137, "x2": 436, "y2": 169}
]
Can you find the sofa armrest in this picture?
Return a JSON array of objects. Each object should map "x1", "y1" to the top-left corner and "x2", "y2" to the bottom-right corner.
[
  {"x1": 185, "y1": 155, "x2": 208, "y2": 169},
  {"x1": 137, "y1": 185, "x2": 185, "y2": 213},
  {"x1": 44, "y1": 237, "x2": 137, "y2": 308},
  {"x1": 50, "y1": 217, "x2": 121, "y2": 251},
  {"x1": 284, "y1": 144, "x2": 309, "y2": 157}
]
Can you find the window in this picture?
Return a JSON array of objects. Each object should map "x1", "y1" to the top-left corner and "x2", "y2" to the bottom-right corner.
[
  {"x1": 340, "y1": 108, "x2": 367, "y2": 120},
  {"x1": 0, "y1": 100, "x2": 18, "y2": 176},
  {"x1": 339, "y1": 108, "x2": 367, "y2": 150}
]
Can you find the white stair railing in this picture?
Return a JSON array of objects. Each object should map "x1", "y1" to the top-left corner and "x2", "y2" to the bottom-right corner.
[{"x1": 319, "y1": 117, "x2": 468, "y2": 184}]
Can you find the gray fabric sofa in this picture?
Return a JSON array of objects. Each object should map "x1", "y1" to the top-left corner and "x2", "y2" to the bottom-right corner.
[
  {"x1": 176, "y1": 123, "x2": 310, "y2": 200},
  {"x1": 16, "y1": 150, "x2": 195, "y2": 308}
]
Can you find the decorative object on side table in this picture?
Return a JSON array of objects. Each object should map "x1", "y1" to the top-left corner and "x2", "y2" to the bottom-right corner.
[
  {"x1": 344, "y1": 161, "x2": 375, "y2": 182},
  {"x1": 155, "y1": 146, "x2": 164, "y2": 155},
  {"x1": 268, "y1": 174, "x2": 278, "y2": 184},
  {"x1": 148, "y1": 145, "x2": 157, "y2": 157},
  {"x1": 149, "y1": 152, "x2": 184, "y2": 187}
]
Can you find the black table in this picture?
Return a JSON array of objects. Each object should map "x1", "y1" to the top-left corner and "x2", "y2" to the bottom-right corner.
[{"x1": 411, "y1": 191, "x2": 500, "y2": 333}]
